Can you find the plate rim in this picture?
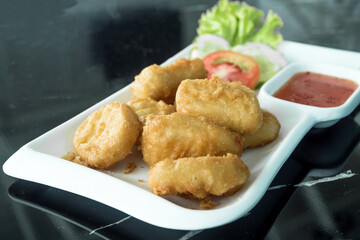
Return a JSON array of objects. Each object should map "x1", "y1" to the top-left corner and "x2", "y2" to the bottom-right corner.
[{"x1": 3, "y1": 41, "x2": 360, "y2": 230}]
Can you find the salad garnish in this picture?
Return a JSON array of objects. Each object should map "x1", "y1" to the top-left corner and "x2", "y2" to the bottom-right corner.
[{"x1": 190, "y1": 0, "x2": 287, "y2": 89}]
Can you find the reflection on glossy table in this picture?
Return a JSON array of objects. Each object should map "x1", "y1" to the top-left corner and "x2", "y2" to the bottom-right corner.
[{"x1": 1, "y1": 0, "x2": 360, "y2": 239}]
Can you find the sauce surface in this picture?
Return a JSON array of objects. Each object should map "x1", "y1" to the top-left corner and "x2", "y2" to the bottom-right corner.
[{"x1": 273, "y1": 72, "x2": 358, "y2": 107}]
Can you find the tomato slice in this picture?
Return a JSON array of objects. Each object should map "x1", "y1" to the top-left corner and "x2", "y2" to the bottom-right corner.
[{"x1": 203, "y1": 50, "x2": 260, "y2": 89}]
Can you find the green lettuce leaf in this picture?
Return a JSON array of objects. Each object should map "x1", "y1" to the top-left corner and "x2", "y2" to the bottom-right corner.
[
  {"x1": 196, "y1": 0, "x2": 283, "y2": 49},
  {"x1": 233, "y1": 2, "x2": 264, "y2": 45},
  {"x1": 197, "y1": 0, "x2": 239, "y2": 44},
  {"x1": 248, "y1": 11, "x2": 283, "y2": 49}
]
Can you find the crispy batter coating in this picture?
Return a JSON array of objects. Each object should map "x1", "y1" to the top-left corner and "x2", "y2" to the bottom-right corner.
[
  {"x1": 148, "y1": 154, "x2": 250, "y2": 199},
  {"x1": 73, "y1": 102, "x2": 142, "y2": 169},
  {"x1": 128, "y1": 98, "x2": 175, "y2": 124},
  {"x1": 242, "y1": 110, "x2": 281, "y2": 149},
  {"x1": 141, "y1": 113, "x2": 243, "y2": 166},
  {"x1": 131, "y1": 58, "x2": 208, "y2": 103},
  {"x1": 175, "y1": 76, "x2": 263, "y2": 134},
  {"x1": 62, "y1": 151, "x2": 90, "y2": 167},
  {"x1": 199, "y1": 197, "x2": 218, "y2": 209}
]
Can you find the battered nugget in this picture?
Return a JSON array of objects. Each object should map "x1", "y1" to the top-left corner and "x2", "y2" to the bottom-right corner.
[
  {"x1": 242, "y1": 110, "x2": 281, "y2": 149},
  {"x1": 175, "y1": 76, "x2": 263, "y2": 134},
  {"x1": 73, "y1": 102, "x2": 142, "y2": 169},
  {"x1": 148, "y1": 154, "x2": 250, "y2": 199},
  {"x1": 128, "y1": 98, "x2": 175, "y2": 124},
  {"x1": 141, "y1": 113, "x2": 243, "y2": 166},
  {"x1": 131, "y1": 58, "x2": 208, "y2": 103}
]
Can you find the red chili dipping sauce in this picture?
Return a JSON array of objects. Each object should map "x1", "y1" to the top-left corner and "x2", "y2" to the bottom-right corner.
[{"x1": 273, "y1": 72, "x2": 358, "y2": 107}]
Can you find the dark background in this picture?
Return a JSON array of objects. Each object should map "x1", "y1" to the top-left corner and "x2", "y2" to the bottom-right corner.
[{"x1": 1, "y1": 0, "x2": 360, "y2": 239}]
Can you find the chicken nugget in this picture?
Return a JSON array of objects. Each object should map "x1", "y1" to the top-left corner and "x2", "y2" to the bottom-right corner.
[
  {"x1": 141, "y1": 113, "x2": 243, "y2": 166},
  {"x1": 176, "y1": 76, "x2": 263, "y2": 134},
  {"x1": 128, "y1": 98, "x2": 175, "y2": 124},
  {"x1": 148, "y1": 153, "x2": 250, "y2": 199},
  {"x1": 242, "y1": 110, "x2": 281, "y2": 149},
  {"x1": 131, "y1": 58, "x2": 208, "y2": 103},
  {"x1": 73, "y1": 102, "x2": 142, "y2": 169}
]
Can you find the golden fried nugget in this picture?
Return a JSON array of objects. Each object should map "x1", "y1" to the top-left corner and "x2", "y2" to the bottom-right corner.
[
  {"x1": 128, "y1": 98, "x2": 175, "y2": 124},
  {"x1": 242, "y1": 110, "x2": 281, "y2": 149},
  {"x1": 131, "y1": 58, "x2": 208, "y2": 103},
  {"x1": 175, "y1": 76, "x2": 263, "y2": 134},
  {"x1": 141, "y1": 113, "x2": 242, "y2": 166},
  {"x1": 73, "y1": 102, "x2": 142, "y2": 169},
  {"x1": 148, "y1": 154, "x2": 250, "y2": 199}
]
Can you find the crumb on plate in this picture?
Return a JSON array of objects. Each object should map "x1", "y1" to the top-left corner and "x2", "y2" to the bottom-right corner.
[
  {"x1": 124, "y1": 162, "x2": 137, "y2": 174},
  {"x1": 199, "y1": 197, "x2": 218, "y2": 210},
  {"x1": 62, "y1": 151, "x2": 90, "y2": 167}
]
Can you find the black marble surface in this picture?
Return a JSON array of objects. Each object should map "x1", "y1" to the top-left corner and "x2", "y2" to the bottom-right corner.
[{"x1": 1, "y1": 0, "x2": 360, "y2": 239}]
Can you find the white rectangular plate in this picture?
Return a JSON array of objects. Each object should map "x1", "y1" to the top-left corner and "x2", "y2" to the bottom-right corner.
[{"x1": 3, "y1": 41, "x2": 360, "y2": 230}]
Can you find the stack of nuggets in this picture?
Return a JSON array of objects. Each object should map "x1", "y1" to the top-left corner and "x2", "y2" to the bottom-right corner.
[
  {"x1": 72, "y1": 58, "x2": 207, "y2": 169},
  {"x1": 72, "y1": 57, "x2": 280, "y2": 204}
]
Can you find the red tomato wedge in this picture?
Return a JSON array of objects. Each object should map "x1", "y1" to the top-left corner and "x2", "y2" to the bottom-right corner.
[{"x1": 203, "y1": 50, "x2": 260, "y2": 89}]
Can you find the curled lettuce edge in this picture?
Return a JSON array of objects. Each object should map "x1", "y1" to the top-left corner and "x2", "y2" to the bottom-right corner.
[{"x1": 195, "y1": 0, "x2": 284, "y2": 50}]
